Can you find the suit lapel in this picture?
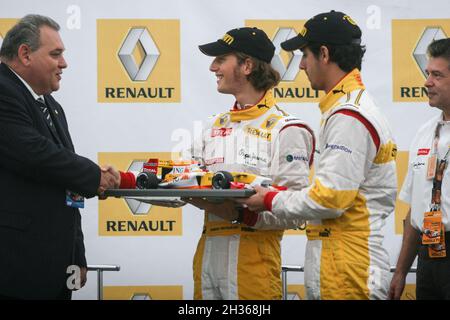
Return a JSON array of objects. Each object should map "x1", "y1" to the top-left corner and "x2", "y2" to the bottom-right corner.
[
  {"x1": 44, "y1": 96, "x2": 74, "y2": 151},
  {"x1": 35, "y1": 98, "x2": 63, "y2": 145}
]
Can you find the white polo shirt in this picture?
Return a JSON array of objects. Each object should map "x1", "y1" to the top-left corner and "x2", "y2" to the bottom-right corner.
[{"x1": 399, "y1": 113, "x2": 450, "y2": 232}]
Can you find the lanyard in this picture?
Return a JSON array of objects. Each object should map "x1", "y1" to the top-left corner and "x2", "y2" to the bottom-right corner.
[
  {"x1": 422, "y1": 120, "x2": 449, "y2": 258},
  {"x1": 430, "y1": 122, "x2": 450, "y2": 211}
]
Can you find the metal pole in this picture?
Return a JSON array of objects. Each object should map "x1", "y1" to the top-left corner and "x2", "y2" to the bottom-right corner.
[
  {"x1": 97, "y1": 270, "x2": 103, "y2": 300},
  {"x1": 282, "y1": 269, "x2": 288, "y2": 300},
  {"x1": 281, "y1": 265, "x2": 304, "y2": 300},
  {"x1": 87, "y1": 264, "x2": 120, "y2": 300}
]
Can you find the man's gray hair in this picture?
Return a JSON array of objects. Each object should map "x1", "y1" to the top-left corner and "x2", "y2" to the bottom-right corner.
[{"x1": 0, "y1": 14, "x2": 60, "y2": 61}]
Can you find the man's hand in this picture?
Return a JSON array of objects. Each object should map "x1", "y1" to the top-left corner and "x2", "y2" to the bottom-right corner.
[
  {"x1": 183, "y1": 198, "x2": 239, "y2": 221},
  {"x1": 80, "y1": 266, "x2": 87, "y2": 288},
  {"x1": 388, "y1": 210, "x2": 419, "y2": 300},
  {"x1": 388, "y1": 271, "x2": 406, "y2": 300},
  {"x1": 71, "y1": 266, "x2": 87, "y2": 291},
  {"x1": 103, "y1": 165, "x2": 121, "y2": 187},
  {"x1": 98, "y1": 165, "x2": 121, "y2": 198},
  {"x1": 236, "y1": 185, "x2": 270, "y2": 212}
]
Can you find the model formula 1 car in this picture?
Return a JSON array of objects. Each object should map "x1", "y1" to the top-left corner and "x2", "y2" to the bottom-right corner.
[{"x1": 133, "y1": 158, "x2": 284, "y2": 191}]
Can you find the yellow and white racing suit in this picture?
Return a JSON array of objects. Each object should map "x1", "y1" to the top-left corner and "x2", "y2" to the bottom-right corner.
[
  {"x1": 263, "y1": 69, "x2": 397, "y2": 299},
  {"x1": 188, "y1": 91, "x2": 314, "y2": 299}
]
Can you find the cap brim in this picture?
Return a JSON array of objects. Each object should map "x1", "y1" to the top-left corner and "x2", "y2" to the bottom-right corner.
[
  {"x1": 199, "y1": 41, "x2": 234, "y2": 57},
  {"x1": 280, "y1": 35, "x2": 307, "y2": 51}
]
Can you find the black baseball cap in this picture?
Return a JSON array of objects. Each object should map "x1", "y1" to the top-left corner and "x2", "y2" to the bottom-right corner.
[
  {"x1": 199, "y1": 27, "x2": 275, "y2": 63},
  {"x1": 281, "y1": 10, "x2": 362, "y2": 51}
]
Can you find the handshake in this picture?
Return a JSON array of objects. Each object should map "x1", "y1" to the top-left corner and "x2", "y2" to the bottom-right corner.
[{"x1": 97, "y1": 165, "x2": 121, "y2": 197}]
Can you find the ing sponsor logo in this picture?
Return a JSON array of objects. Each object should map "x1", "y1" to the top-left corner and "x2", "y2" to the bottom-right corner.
[{"x1": 222, "y1": 33, "x2": 234, "y2": 45}]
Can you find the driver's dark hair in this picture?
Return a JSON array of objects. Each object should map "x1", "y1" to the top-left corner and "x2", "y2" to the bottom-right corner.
[
  {"x1": 303, "y1": 42, "x2": 366, "y2": 72},
  {"x1": 427, "y1": 38, "x2": 450, "y2": 69}
]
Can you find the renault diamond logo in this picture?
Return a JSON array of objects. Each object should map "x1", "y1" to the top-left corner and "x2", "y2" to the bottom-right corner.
[
  {"x1": 125, "y1": 160, "x2": 151, "y2": 215},
  {"x1": 271, "y1": 28, "x2": 302, "y2": 81},
  {"x1": 413, "y1": 27, "x2": 446, "y2": 78},
  {"x1": 131, "y1": 293, "x2": 152, "y2": 300},
  {"x1": 118, "y1": 27, "x2": 160, "y2": 81}
]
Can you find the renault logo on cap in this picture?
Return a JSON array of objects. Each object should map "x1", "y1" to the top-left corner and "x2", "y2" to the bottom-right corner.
[
  {"x1": 271, "y1": 28, "x2": 302, "y2": 81},
  {"x1": 118, "y1": 27, "x2": 160, "y2": 81},
  {"x1": 413, "y1": 27, "x2": 447, "y2": 78}
]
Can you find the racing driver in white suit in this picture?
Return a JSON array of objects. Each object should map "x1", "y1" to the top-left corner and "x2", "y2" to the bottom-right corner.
[
  {"x1": 241, "y1": 11, "x2": 397, "y2": 300},
  {"x1": 184, "y1": 27, "x2": 315, "y2": 300}
]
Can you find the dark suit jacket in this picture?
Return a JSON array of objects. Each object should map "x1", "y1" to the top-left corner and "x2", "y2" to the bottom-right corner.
[{"x1": 0, "y1": 63, "x2": 101, "y2": 299}]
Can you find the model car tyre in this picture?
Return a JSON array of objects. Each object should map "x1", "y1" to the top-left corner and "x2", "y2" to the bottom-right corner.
[
  {"x1": 212, "y1": 171, "x2": 234, "y2": 189},
  {"x1": 136, "y1": 172, "x2": 160, "y2": 189}
]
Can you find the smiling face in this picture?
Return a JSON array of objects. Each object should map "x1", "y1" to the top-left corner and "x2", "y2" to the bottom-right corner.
[
  {"x1": 27, "y1": 25, "x2": 67, "y2": 95},
  {"x1": 425, "y1": 56, "x2": 450, "y2": 111},
  {"x1": 209, "y1": 53, "x2": 247, "y2": 95}
]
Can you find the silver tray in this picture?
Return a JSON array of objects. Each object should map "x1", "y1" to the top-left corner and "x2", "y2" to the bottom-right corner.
[{"x1": 103, "y1": 189, "x2": 256, "y2": 198}]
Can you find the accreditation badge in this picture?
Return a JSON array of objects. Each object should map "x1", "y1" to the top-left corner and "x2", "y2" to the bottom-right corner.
[
  {"x1": 66, "y1": 190, "x2": 85, "y2": 208},
  {"x1": 428, "y1": 225, "x2": 446, "y2": 258},
  {"x1": 422, "y1": 210, "x2": 442, "y2": 245}
]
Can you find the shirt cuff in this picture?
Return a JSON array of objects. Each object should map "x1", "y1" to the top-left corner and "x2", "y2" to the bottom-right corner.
[
  {"x1": 264, "y1": 191, "x2": 279, "y2": 212},
  {"x1": 242, "y1": 208, "x2": 259, "y2": 227},
  {"x1": 119, "y1": 171, "x2": 136, "y2": 189}
]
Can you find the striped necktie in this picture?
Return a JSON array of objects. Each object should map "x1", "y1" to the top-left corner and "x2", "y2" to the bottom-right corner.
[{"x1": 37, "y1": 97, "x2": 55, "y2": 128}]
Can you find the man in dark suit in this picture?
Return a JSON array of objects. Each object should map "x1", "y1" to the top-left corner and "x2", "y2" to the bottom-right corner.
[{"x1": 0, "y1": 14, "x2": 118, "y2": 299}]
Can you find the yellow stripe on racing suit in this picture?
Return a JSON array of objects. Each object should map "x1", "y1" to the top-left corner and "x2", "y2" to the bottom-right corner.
[
  {"x1": 187, "y1": 91, "x2": 315, "y2": 299},
  {"x1": 265, "y1": 69, "x2": 397, "y2": 299}
]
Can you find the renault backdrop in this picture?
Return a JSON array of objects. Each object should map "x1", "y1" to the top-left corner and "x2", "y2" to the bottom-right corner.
[{"x1": 0, "y1": 0, "x2": 448, "y2": 300}]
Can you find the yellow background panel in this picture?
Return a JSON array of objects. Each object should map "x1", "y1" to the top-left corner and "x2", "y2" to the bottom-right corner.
[
  {"x1": 104, "y1": 285, "x2": 183, "y2": 300},
  {"x1": 392, "y1": 19, "x2": 450, "y2": 102},
  {"x1": 395, "y1": 151, "x2": 410, "y2": 234},
  {"x1": 0, "y1": 19, "x2": 18, "y2": 37},
  {"x1": 97, "y1": 19, "x2": 180, "y2": 102},
  {"x1": 246, "y1": 20, "x2": 323, "y2": 103}
]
